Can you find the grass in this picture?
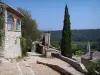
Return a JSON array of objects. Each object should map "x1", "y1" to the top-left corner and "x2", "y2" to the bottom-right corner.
[{"x1": 7, "y1": 56, "x2": 23, "y2": 62}]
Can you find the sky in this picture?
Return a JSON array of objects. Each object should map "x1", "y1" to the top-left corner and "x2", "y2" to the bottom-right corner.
[{"x1": 4, "y1": 0, "x2": 100, "y2": 30}]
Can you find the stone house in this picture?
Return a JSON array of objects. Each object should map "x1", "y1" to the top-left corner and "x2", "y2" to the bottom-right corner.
[
  {"x1": 0, "y1": 2, "x2": 24, "y2": 58},
  {"x1": 81, "y1": 51, "x2": 100, "y2": 70}
]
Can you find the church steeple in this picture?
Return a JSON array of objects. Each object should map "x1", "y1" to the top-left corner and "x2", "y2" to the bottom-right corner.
[{"x1": 87, "y1": 41, "x2": 91, "y2": 55}]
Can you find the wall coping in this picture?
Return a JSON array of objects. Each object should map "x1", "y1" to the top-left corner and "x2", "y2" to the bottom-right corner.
[{"x1": 52, "y1": 53, "x2": 88, "y2": 74}]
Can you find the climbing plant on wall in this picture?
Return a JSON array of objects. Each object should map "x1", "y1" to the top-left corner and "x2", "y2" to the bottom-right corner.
[{"x1": 0, "y1": 4, "x2": 7, "y2": 50}]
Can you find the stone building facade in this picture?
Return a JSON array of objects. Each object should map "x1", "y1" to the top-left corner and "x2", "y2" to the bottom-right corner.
[{"x1": 0, "y1": 2, "x2": 24, "y2": 58}]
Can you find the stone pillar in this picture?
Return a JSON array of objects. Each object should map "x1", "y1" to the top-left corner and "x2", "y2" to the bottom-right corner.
[
  {"x1": 31, "y1": 42, "x2": 36, "y2": 52},
  {"x1": 43, "y1": 32, "x2": 51, "y2": 48}
]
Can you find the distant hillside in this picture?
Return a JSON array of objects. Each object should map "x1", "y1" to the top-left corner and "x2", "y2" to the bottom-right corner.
[{"x1": 50, "y1": 29, "x2": 100, "y2": 41}]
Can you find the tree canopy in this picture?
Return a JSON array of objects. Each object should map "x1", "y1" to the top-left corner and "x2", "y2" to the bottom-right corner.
[
  {"x1": 17, "y1": 8, "x2": 41, "y2": 41},
  {"x1": 17, "y1": 8, "x2": 41, "y2": 56}
]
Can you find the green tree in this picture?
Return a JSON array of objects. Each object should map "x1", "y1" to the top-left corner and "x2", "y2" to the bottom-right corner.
[
  {"x1": 17, "y1": 8, "x2": 41, "y2": 56},
  {"x1": 61, "y1": 4, "x2": 72, "y2": 58},
  {"x1": 17, "y1": 8, "x2": 41, "y2": 41},
  {"x1": 97, "y1": 38, "x2": 100, "y2": 51}
]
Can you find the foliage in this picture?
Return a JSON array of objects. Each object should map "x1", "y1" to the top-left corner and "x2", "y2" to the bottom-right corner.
[
  {"x1": 20, "y1": 37, "x2": 32, "y2": 56},
  {"x1": 20, "y1": 37, "x2": 27, "y2": 56},
  {"x1": 87, "y1": 60, "x2": 100, "y2": 75},
  {"x1": 72, "y1": 44, "x2": 82, "y2": 56},
  {"x1": 7, "y1": 56, "x2": 23, "y2": 62},
  {"x1": 0, "y1": 4, "x2": 6, "y2": 49},
  {"x1": 97, "y1": 38, "x2": 100, "y2": 51},
  {"x1": 91, "y1": 43, "x2": 98, "y2": 50},
  {"x1": 95, "y1": 60, "x2": 100, "y2": 74},
  {"x1": 75, "y1": 50, "x2": 82, "y2": 56},
  {"x1": 18, "y1": 8, "x2": 41, "y2": 41},
  {"x1": 50, "y1": 29, "x2": 100, "y2": 42},
  {"x1": 0, "y1": 14, "x2": 4, "y2": 46},
  {"x1": 74, "y1": 41, "x2": 97, "y2": 54},
  {"x1": 51, "y1": 41, "x2": 60, "y2": 48},
  {"x1": 61, "y1": 4, "x2": 72, "y2": 58},
  {"x1": 51, "y1": 40, "x2": 82, "y2": 56},
  {"x1": 17, "y1": 8, "x2": 41, "y2": 56}
]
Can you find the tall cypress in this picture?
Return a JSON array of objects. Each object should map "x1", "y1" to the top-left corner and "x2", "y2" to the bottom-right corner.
[{"x1": 61, "y1": 4, "x2": 72, "y2": 58}]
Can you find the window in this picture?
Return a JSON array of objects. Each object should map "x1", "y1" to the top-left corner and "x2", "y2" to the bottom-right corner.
[
  {"x1": 16, "y1": 19, "x2": 21, "y2": 31},
  {"x1": 7, "y1": 15, "x2": 14, "y2": 31}
]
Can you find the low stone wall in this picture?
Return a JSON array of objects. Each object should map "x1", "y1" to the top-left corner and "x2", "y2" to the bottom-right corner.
[
  {"x1": 52, "y1": 53, "x2": 88, "y2": 74},
  {"x1": 37, "y1": 61, "x2": 72, "y2": 75},
  {"x1": 36, "y1": 44, "x2": 45, "y2": 55},
  {"x1": 81, "y1": 57, "x2": 93, "y2": 70}
]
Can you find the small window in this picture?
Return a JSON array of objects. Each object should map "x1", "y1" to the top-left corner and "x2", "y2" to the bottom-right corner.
[
  {"x1": 7, "y1": 15, "x2": 14, "y2": 31},
  {"x1": 16, "y1": 19, "x2": 21, "y2": 31}
]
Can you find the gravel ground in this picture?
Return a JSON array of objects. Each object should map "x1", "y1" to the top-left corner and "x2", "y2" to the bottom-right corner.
[
  {"x1": 0, "y1": 55, "x2": 60, "y2": 75},
  {"x1": 0, "y1": 63, "x2": 20, "y2": 75},
  {"x1": 0, "y1": 52, "x2": 83, "y2": 75},
  {"x1": 28, "y1": 63, "x2": 60, "y2": 75},
  {"x1": 26, "y1": 52, "x2": 84, "y2": 75},
  {"x1": 36, "y1": 58, "x2": 84, "y2": 75},
  {"x1": 26, "y1": 53, "x2": 60, "y2": 75}
]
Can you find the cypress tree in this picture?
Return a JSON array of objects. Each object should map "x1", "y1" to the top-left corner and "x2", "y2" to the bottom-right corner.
[{"x1": 61, "y1": 4, "x2": 72, "y2": 58}]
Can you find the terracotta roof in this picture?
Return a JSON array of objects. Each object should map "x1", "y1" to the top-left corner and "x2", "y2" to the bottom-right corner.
[{"x1": 0, "y1": 2, "x2": 24, "y2": 18}]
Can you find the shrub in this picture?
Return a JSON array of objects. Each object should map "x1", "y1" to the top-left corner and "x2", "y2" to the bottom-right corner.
[
  {"x1": 72, "y1": 44, "x2": 82, "y2": 56},
  {"x1": 20, "y1": 37, "x2": 32, "y2": 56},
  {"x1": 20, "y1": 37, "x2": 27, "y2": 56},
  {"x1": 94, "y1": 60, "x2": 100, "y2": 74},
  {"x1": 51, "y1": 41, "x2": 60, "y2": 48},
  {"x1": 87, "y1": 60, "x2": 100, "y2": 75}
]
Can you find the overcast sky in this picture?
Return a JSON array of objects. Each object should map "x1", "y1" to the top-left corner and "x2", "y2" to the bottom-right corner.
[{"x1": 4, "y1": 0, "x2": 100, "y2": 30}]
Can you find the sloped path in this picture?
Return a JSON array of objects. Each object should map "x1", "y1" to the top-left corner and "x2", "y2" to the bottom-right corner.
[
  {"x1": 0, "y1": 57, "x2": 60, "y2": 75},
  {"x1": 0, "y1": 52, "x2": 84, "y2": 75},
  {"x1": 18, "y1": 61, "x2": 35, "y2": 75},
  {"x1": 0, "y1": 63, "x2": 20, "y2": 75},
  {"x1": 28, "y1": 62, "x2": 60, "y2": 75},
  {"x1": 26, "y1": 52, "x2": 84, "y2": 75},
  {"x1": 39, "y1": 58, "x2": 84, "y2": 75}
]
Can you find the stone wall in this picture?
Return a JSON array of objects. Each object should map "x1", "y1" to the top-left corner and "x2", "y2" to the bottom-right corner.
[
  {"x1": 52, "y1": 53, "x2": 88, "y2": 74},
  {"x1": 37, "y1": 61, "x2": 72, "y2": 75},
  {"x1": 35, "y1": 44, "x2": 45, "y2": 55},
  {"x1": 2, "y1": 8, "x2": 22, "y2": 58},
  {"x1": 3, "y1": 32, "x2": 21, "y2": 58},
  {"x1": 81, "y1": 58, "x2": 93, "y2": 70}
]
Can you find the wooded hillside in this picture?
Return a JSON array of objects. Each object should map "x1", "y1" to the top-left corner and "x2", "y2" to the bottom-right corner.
[{"x1": 50, "y1": 29, "x2": 100, "y2": 42}]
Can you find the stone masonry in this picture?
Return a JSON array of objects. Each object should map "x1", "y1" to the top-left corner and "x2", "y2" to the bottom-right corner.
[{"x1": 0, "y1": 2, "x2": 24, "y2": 58}]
